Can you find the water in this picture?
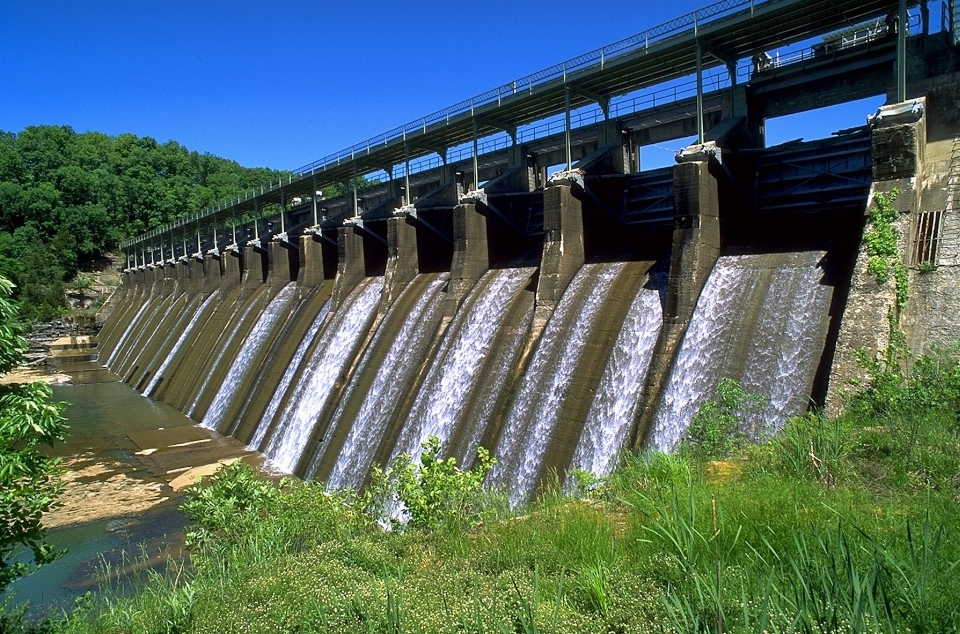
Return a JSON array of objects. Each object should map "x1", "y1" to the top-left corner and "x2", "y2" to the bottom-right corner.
[
  {"x1": 567, "y1": 280, "x2": 663, "y2": 480},
  {"x1": 390, "y1": 267, "x2": 535, "y2": 465},
  {"x1": 144, "y1": 292, "x2": 219, "y2": 396},
  {"x1": 185, "y1": 289, "x2": 265, "y2": 418},
  {"x1": 263, "y1": 278, "x2": 384, "y2": 473},
  {"x1": 489, "y1": 262, "x2": 625, "y2": 504},
  {"x1": 200, "y1": 283, "x2": 297, "y2": 432},
  {"x1": 323, "y1": 276, "x2": 447, "y2": 490},
  {"x1": 103, "y1": 298, "x2": 153, "y2": 367},
  {"x1": 650, "y1": 252, "x2": 832, "y2": 451},
  {"x1": 247, "y1": 298, "x2": 331, "y2": 450}
]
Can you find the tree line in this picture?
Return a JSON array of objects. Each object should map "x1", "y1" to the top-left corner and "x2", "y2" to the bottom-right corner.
[{"x1": 0, "y1": 125, "x2": 285, "y2": 321}]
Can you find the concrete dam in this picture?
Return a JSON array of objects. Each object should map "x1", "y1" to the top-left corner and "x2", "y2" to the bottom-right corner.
[{"x1": 97, "y1": 0, "x2": 960, "y2": 502}]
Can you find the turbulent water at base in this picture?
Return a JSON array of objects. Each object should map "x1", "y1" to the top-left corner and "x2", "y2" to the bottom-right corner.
[
  {"x1": 247, "y1": 298, "x2": 331, "y2": 451},
  {"x1": 143, "y1": 292, "x2": 219, "y2": 396},
  {"x1": 390, "y1": 267, "x2": 535, "y2": 465},
  {"x1": 200, "y1": 284, "x2": 297, "y2": 431},
  {"x1": 324, "y1": 277, "x2": 447, "y2": 490},
  {"x1": 489, "y1": 262, "x2": 625, "y2": 505},
  {"x1": 103, "y1": 299, "x2": 153, "y2": 367},
  {"x1": 262, "y1": 278, "x2": 383, "y2": 473},
  {"x1": 185, "y1": 293, "x2": 263, "y2": 419},
  {"x1": 567, "y1": 282, "x2": 663, "y2": 481},
  {"x1": 650, "y1": 252, "x2": 832, "y2": 451}
]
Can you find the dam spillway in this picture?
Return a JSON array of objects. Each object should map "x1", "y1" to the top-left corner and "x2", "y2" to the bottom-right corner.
[{"x1": 98, "y1": 0, "x2": 960, "y2": 500}]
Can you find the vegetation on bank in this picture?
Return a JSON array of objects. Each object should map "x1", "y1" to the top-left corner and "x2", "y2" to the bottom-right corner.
[
  {"x1": 0, "y1": 126, "x2": 285, "y2": 320},
  {"x1": 3, "y1": 336, "x2": 959, "y2": 633}
]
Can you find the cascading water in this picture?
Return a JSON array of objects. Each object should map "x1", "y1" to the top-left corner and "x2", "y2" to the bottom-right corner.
[
  {"x1": 567, "y1": 281, "x2": 664, "y2": 480},
  {"x1": 200, "y1": 284, "x2": 297, "y2": 431},
  {"x1": 323, "y1": 276, "x2": 447, "y2": 490},
  {"x1": 488, "y1": 262, "x2": 625, "y2": 505},
  {"x1": 185, "y1": 291, "x2": 265, "y2": 419},
  {"x1": 103, "y1": 298, "x2": 154, "y2": 367},
  {"x1": 262, "y1": 278, "x2": 383, "y2": 473},
  {"x1": 650, "y1": 252, "x2": 832, "y2": 451},
  {"x1": 390, "y1": 267, "x2": 535, "y2": 465},
  {"x1": 143, "y1": 292, "x2": 219, "y2": 396},
  {"x1": 246, "y1": 298, "x2": 331, "y2": 451}
]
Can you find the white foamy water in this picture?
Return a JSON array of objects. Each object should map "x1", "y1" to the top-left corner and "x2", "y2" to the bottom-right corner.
[
  {"x1": 567, "y1": 283, "x2": 663, "y2": 480},
  {"x1": 185, "y1": 291, "x2": 264, "y2": 419},
  {"x1": 200, "y1": 284, "x2": 297, "y2": 431},
  {"x1": 263, "y1": 278, "x2": 383, "y2": 474},
  {"x1": 144, "y1": 292, "x2": 219, "y2": 397},
  {"x1": 650, "y1": 252, "x2": 831, "y2": 451},
  {"x1": 104, "y1": 298, "x2": 154, "y2": 367},
  {"x1": 324, "y1": 276, "x2": 447, "y2": 490},
  {"x1": 390, "y1": 267, "x2": 535, "y2": 465},
  {"x1": 247, "y1": 297, "x2": 332, "y2": 450},
  {"x1": 489, "y1": 262, "x2": 625, "y2": 505}
]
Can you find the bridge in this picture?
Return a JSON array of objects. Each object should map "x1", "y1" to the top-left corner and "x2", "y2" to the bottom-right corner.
[{"x1": 119, "y1": 0, "x2": 957, "y2": 265}]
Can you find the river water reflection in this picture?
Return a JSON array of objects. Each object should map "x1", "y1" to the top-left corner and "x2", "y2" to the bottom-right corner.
[{"x1": 6, "y1": 379, "x2": 265, "y2": 617}]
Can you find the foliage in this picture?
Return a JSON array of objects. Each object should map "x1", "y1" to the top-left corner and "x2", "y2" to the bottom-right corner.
[
  {"x1": 863, "y1": 189, "x2": 909, "y2": 310},
  {"x1": 0, "y1": 125, "x2": 286, "y2": 320},
  {"x1": 0, "y1": 275, "x2": 68, "y2": 591},
  {"x1": 683, "y1": 377, "x2": 765, "y2": 461},
  {"x1": 368, "y1": 436, "x2": 498, "y2": 531}
]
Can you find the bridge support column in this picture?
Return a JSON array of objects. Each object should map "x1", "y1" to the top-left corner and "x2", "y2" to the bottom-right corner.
[
  {"x1": 299, "y1": 235, "x2": 334, "y2": 287},
  {"x1": 331, "y1": 226, "x2": 367, "y2": 310},
  {"x1": 382, "y1": 216, "x2": 419, "y2": 308},
  {"x1": 267, "y1": 240, "x2": 298, "y2": 287},
  {"x1": 827, "y1": 99, "x2": 926, "y2": 412},
  {"x1": 634, "y1": 157, "x2": 721, "y2": 448},
  {"x1": 202, "y1": 255, "x2": 222, "y2": 295},
  {"x1": 220, "y1": 250, "x2": 243, "y2": 293},
  {"x1": 446, "y1": 202, "x2": 490, "y2": 316},
  {"x1": 534, "y1": 184, "x2": 585, "y2": 333}
]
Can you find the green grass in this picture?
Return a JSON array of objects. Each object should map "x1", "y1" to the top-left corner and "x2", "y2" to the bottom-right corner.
[{"x1": 13, "y1": 347, "x2": 960, "y2": 633}]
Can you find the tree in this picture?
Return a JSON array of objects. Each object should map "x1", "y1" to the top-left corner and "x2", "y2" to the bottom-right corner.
[{"x1": 0, "y1": 275, "x2": 68, "y2": 590}]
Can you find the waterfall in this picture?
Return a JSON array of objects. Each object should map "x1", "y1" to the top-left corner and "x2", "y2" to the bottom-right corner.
[
  {"x1": 323, "y1": 276, "x2": 448, "y2": 490},
  {"x1": 489, "y1": 262, "x2": 625, "y2": 505},
  {"x1": 143, "y1": 292, "x2": 218, "y2": 397},
  {"x1": 185, "y1": 291, "x2": 265, "y2": 419},
  {"x1": 247, "y1": 297, "x2": 331, "y2": 451},
  {"x1": 103, "y1": 298, "x2": 153, "y2": 367},
  {"x1": 390, "y1": 267, "x2": 535, "y2": 465},
  {"x1": 650, "y1": 252, "x2": 832, "y2": 451},
  {"x1": 200, "y1": 284, "x2": 297, "y2": 431},
  {"x1": 567, "y1": 282, "x2": 663, "y2": 480},
  {"x1": 263, "y1": 278, "x2": 383, "y2": 474}
]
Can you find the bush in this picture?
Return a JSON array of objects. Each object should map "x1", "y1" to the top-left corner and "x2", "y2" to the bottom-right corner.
[{"x1": 683, "y1": 378, "x2": 765, "y2": 461}]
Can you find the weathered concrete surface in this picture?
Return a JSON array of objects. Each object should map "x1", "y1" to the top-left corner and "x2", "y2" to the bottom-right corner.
[
  {"x1": 826, "y1": 103, "x2": 925, "y2": 412},
  {"x1": 299, "y1": 235, "x2": 328, "y2": 287},
  {"x1": 634, "y1": 159, "x2": 721, "y2": 448},
  {"x1": 381, "y1": 216, "x2": 419, "y2": 310},
  {"x1": 534, "y1": 184, "x2": 585, "y2": 334},
  {"x1": 446, "y1": 202, "x2": 491, "y2": 316},
  {"x1": 331, "y1": 226, "x2": 366, "y2": 310}
]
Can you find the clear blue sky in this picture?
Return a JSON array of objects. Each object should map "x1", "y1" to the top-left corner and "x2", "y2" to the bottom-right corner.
[{"x1": 0, "y1": 1, "x2": 918, "y2": 172}]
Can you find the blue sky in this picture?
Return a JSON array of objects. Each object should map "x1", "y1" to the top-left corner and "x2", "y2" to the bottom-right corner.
[{"x1": 0, "y1": 1, "x2": 920, "y2": 172}]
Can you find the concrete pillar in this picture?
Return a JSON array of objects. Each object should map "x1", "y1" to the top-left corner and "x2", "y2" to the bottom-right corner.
[
  {"x1": 534, "y1": 184, "x2": 585, "y2": 333},
  {"x1": 201, "y1": 255, "x2": 221, "y2": 295},
  {"x1": 330, "y1": 226, "x2": 366, "y2": 310},
  {"x1": 267, "y1": 240, "x2": 297, "y2": 287},
  {"x1": 381, "y1": 216, "x2": 419, "y2": 308},
  {"x1": 826, "y1": 100, "x2": 926, "y2": 412},
  {"x1": 241, "y1": 245, "x2": 267, "y2": 299},
  {"x1": 446, "y1": 202, "x2": 491, "y2": 316},
  {"x1": 633, "y1": 159, "x2": 721, "y2": 448},
  {"x1": 220, "y1": 250, "x2": 243, "y2": 293},
  {"x1": 299, "y1": 235, "x2": 328, "y2": 287}
]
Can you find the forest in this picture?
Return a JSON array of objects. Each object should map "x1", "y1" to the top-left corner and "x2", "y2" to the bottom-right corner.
[{"x1": 0, "y1": 125, "x2": 284, "y2": 321}]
